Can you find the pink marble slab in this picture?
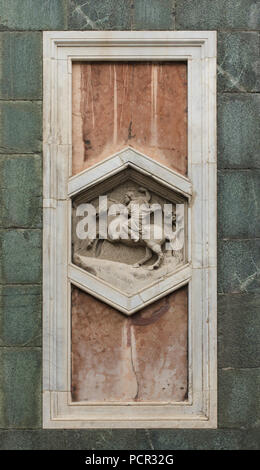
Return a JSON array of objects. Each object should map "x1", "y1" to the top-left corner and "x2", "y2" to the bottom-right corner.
[
  {"x1": 71, "y1": 287, "x2": 188, "y2": 402},
  {"x1": 72, "y1": 62, "x2": 187, "y2": 176}
]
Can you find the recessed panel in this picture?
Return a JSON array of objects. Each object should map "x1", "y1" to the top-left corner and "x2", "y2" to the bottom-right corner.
[
  {"x1": 71, "y1": 61, "x2": 189, "y2": 405},
  {"x1": 72, "y1": 61, "x2": 187, "y2": 176},
  {"x1": 72, "y1": 286, "x2": 188, "y2": 403}
]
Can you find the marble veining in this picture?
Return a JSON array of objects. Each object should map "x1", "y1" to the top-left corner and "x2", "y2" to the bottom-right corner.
[
  {"x1": 72, "y1": 62, "x2": 187, "y2": 176},
  {"x1": 71, "y1": 286, "x2": 188, "y2": 403}
]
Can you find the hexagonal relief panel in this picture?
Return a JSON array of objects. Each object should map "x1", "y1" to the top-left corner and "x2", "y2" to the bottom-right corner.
[{"x1": 69, "y1": 148, "x2": 192, "y2": 315}]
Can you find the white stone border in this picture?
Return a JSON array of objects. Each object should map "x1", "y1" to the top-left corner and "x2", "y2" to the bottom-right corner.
[
  {"x1": 68, "y1": 262, "x2": 192, "y2": 316},
  {"x1": 43, "y1": 31, "x2": 217, "y2": 428},
  {"x1": 68, "y1": 147, "x2": 193, "y2": 198}
]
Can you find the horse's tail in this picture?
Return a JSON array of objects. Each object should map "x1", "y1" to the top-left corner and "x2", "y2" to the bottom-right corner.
[{"x1": 165, "y1": 226, "x2": 184, "y2": 254}]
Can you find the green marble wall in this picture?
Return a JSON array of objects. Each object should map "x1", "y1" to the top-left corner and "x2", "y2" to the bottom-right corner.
[{"x1": 0, "y1": 0, "x2": 259, "y2": 449}]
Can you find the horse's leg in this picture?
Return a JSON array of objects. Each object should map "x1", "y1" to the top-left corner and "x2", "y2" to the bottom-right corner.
[
  {"x1": 86, "y1": 238, "x2": 94, "y2": 249},
  {"x1": 132, "y1": 247, "x2": 153, "y2": 268},
  {"x1": 146, "y1": 241, "x2": 164, "y2": 269}
]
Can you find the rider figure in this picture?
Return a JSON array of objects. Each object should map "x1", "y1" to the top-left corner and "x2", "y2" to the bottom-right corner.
[{"x1": 124, "y1": 188, "x2": 152, "y2": 242}]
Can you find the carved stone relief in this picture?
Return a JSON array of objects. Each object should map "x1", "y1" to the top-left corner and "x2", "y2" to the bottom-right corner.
[{"x1": 72, "y1": 168, "x2": 187, "y2": 297}]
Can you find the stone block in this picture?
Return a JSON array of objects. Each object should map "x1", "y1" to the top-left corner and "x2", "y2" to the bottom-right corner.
[
  {"x1": 0, "y1": 348, "x2": 41, "y2": 428},
  {"x1": 0, "y1": 285, "x2": 41, "y2": 347},
  {"x1": 133, "y1": 0, "x2": 175, "y2": 30},
  {"x1": 218, "y1": 170, "x2": 260, "y2": 239},
  {"x1": 176, "y1": 0, "x2": 260, "y2": 30},
  {"x1": 218, "y1": 293, "x2": 260, "y2": 368},
  {"x1": 0, "y1": 32, "x2": 42, "y2": 99},
  {"x1": 0, "y1": 230, "x2": 42, "y2": 284},
  {"x1": 0, "y1": 102, "x2": 42, "y2": 154},
  {"x1": 218, "y1": 94, "x2": 260, "y2": 169},
  {"x1": 218, "y1": 368, "x2": 260, "y2": 429},
  {"x1": 0, "y1": 155, "x2": 42, "y2": 228},
  {"x1": 218, "y1": 32, "x2": 260, "y2": 93},
  {"x1": 68, "y1": 0, "x2": 131, "y2": 30},
  {"x1": 0, "y1": 0, "x2": 66, "y2": 30},
  {"x1": 218, "y1": 239, "x2": 260, "y2": 294},
  {"x1": 1, "y1": 429, "x2": 259, "y2": 450}
]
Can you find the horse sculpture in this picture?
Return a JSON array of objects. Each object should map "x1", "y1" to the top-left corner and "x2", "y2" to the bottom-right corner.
[{"x1": 86, "y1": 187, "x2": 178, "y2": 270}]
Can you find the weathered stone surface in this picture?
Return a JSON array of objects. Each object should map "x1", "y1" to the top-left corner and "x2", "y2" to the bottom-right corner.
[
  {"x1": 218, "y1": 94, "x2": 260, "y2": 169},
  {"x1": 68, "y1": 0, "x2": 131, "y2": 30},
  {"x1": 72, "y1": 287, "x2": 188, "y2": 402},
  {"x1": 72, "y1": 172, "x2": 186, "y2": 299},
  {"x1": 0, "y1": 348, "x2": 41, "y2": 428},
  {"x1": 0, "y1": 102, "x2": 42, "y2": 154},
  {"x1": 218, "y1": 293, "x2": 260, "y2": 368},
  {"x1": 0, "y1": 285, "x2": 41, "y2": 347},
  {"x1": 133, "y1": 0, "x2": 175, "y2": 30},
  {"x1": 0, "y1": 155, "x2": 42, "y2": 228},
  {"x1": 218, "y1": 32, "x2": 260, "y2": 93},
  {"x1": 218, "y1": 239, "x2": 260, "y2": 294},
  {"x1": 0, "y1": 0, "x2": 67, "y2": 30},
  {"x1": 218, "y1": 368, "x2": 260, "y2": 429},
  {"x1": 72, "y1": 62, "x2": 187, "y2": 175},
  {"x1": 0, "y1": 230, "x2": 41, "y2": 284},
  {"x1": 149, "y1": 429, "x2": 243, "y2": 450},
  {"x1": 218, "y1": 170, "x2": 260, "y2": 239},
  {"x1": 240, "y1": 429, "x2": 260, "y2": 450},
  {"x1": 0, "y1": 32, "x2": 42, "y2": 99},
  {"x1": 176, "y1": 0, "x2": 260, "y2": 30},
  {"x1": 0, "y1": 428, "x2": 151, "y2": 450},
  {"x1": 0, "y1": 428, "x2": 259, "y2": 450}
]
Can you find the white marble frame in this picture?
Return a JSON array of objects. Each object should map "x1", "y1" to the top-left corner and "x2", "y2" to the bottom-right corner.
[{"x1": 43, "y1": 31, "x2": 217, "y2": 428}]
